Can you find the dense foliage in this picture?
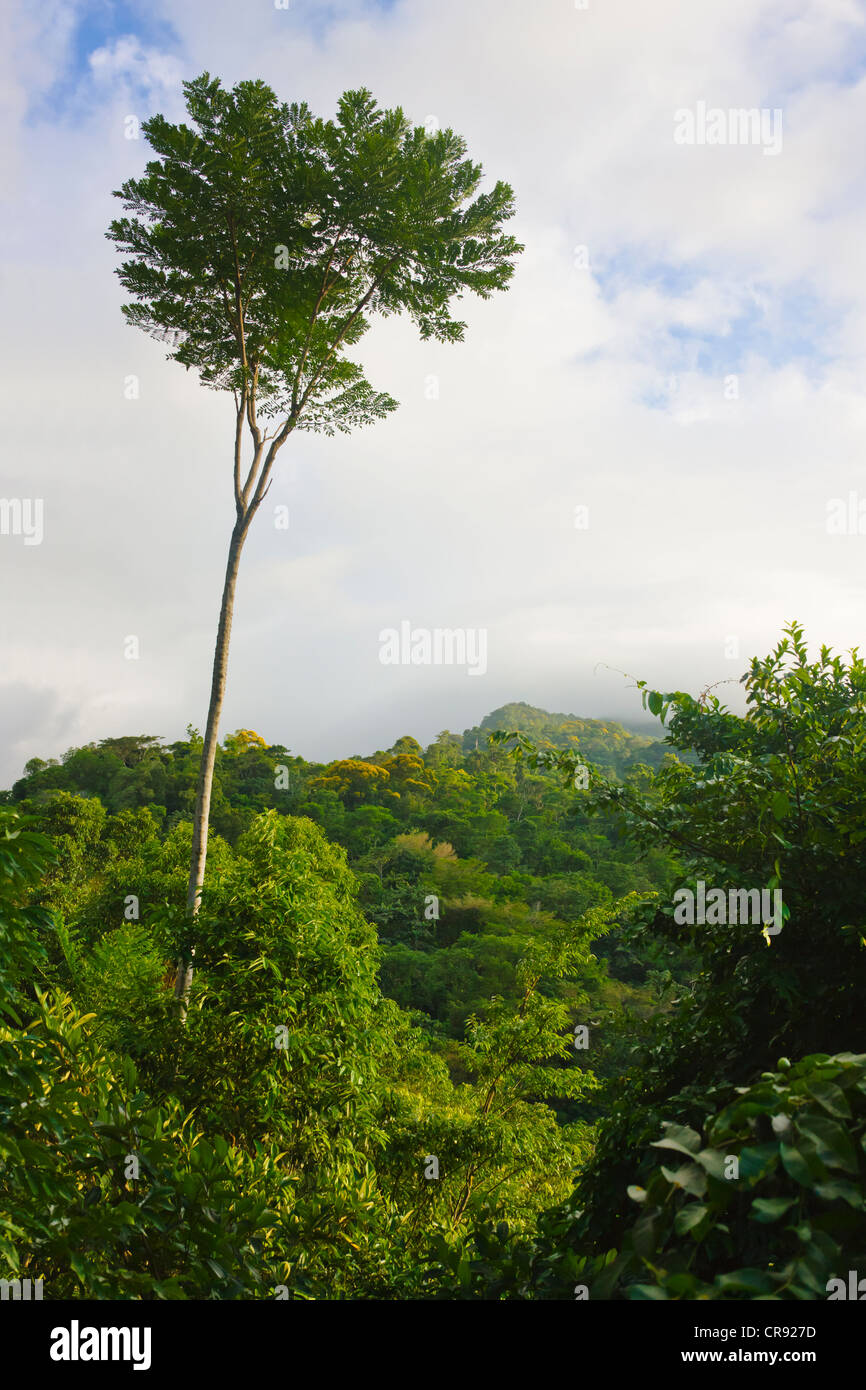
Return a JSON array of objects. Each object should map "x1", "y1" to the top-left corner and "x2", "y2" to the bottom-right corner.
[{"x1": 3, "y1": 627, "x2": 865, "y2": 1297}]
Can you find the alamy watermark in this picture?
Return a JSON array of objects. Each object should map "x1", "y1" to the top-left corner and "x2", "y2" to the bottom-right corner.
[
  {"x1": 674, "y1": 102, "x2": 783, "y2": 157},
  {"x1": 673, "y1": 881, "x2": 783, "y2": 935},
  {"x1": 379, "y1": 621, "x2": 487, "y2": 676},
  {"x1": 49, "y1": 1322, "x2": 151, "y2": 1371},
  {"x1": 827, "y1": 1271, "x2": 866, "y2": 1299},
  {"x1": 0, "y1": 1276, "x2": 43, "y2": 1299},
  {"x1": 0, "y1": 498, "x2": 43, "y2": 545},
  {"x1": 827, "y1": 492, "x2": 866, "y2": 535}
]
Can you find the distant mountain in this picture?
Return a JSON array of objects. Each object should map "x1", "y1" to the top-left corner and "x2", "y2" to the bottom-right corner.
[{"x1": 461, "y1": 702, "x2": 669, "y2": 772}]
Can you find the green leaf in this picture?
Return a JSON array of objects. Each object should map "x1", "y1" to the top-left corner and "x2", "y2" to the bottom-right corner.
[
  {"x1": 806, "y1": 1082, "x2": 851, "y2": 1119},
  {"x1": 660, "y1": 1163, "x2": 707, "y2": 1198},
  {"x1": 674, "y1": 1203, "x2": 709, "y2": 1235},
  {"x1": 692, "y1": 1147, "x2": 731, "y2": 1181},
  {"x1": 796, "y1": 1115, "x2": 858, "y2": 1174},
  {"x1": 716, "y1": 1268, "x2": 776, "y2": 1295},
  {"x1": 770, "y1": 791, "x2": 790, "y2": 820},
  {"x1": 651, "y1": 1122, "x2": 702, "y2": 1156},
  {"x1": 813, "y1": 1180, "x2": 864, "y2": 1208},
  {"x1": 780, "y1": 1143, "x2": 818, "y2": 1186},
  {"x1": 739, "y1": 1143, "x2": 779, "y2": 1180},
  {"x1": 750, "y1": 1196, "x2": 797, "y2": 1223}
]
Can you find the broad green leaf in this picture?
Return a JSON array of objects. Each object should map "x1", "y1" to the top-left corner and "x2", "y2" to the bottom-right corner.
[{"x1": 750, "y1": 1196, "x2": 797, "y2": 1223}]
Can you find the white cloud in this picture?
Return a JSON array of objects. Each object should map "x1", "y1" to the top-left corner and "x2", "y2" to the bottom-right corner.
[
  {"x1": 88, "y1": 35, "x2": 184, "y2": 96},
  {"x1": 1, "y1": 0, "x2": 866, "y2": 782}
]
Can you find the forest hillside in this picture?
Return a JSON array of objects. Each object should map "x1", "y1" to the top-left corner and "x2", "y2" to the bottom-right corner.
[{"x1": 4, "y1": 629, "x2": 865, "y2": 1299}]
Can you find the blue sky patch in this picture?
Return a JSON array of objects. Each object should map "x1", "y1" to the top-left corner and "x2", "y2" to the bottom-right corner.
[
  {"x1": 29, "y1": 1, "x2": 184, "y2": 124},
  {"x1": 592, "y1": 249, "x2": 839, "y2": 386}
]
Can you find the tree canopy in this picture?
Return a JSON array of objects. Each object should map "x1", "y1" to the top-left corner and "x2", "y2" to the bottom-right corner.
[{"x1": 107, "y1": 73, "x2": 521, "y2": 435}]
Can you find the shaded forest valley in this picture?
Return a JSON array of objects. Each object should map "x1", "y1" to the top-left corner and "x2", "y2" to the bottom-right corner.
[{"x1": 3, "y1": 624, "x2": 866, "y2": 1299}]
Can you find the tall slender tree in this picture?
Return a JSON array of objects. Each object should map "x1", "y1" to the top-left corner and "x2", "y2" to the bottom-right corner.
[{"x1": 107, "y1": 73, "x2": 521, "y2": 1014}]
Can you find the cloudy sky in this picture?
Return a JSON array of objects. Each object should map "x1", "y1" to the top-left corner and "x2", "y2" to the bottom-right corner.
[{"x1": 2, "y1": 0, "x2": 866, "y2": 784}]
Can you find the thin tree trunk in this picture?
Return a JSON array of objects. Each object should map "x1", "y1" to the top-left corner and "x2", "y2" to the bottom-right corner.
[{"x1": 174, "y1": 515, "x2": 248, "y2": 1016}]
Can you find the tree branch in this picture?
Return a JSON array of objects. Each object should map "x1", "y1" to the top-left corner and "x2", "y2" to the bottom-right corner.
[
  {"x1": 233, "y1": 399, "x2": 245, "y2": 514},
  {"x1": 291, "y1": 257, "x2": 399, "y2": 427},
  {"x1": 291, "y1": 224, "x2": 350, "y2": 413}
]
